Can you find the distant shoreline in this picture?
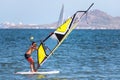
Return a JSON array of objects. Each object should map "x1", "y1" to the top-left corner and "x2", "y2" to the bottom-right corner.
[
  {"x1": 1, "y1": 27, "x2": 120, "y2": 30},
  {"x1": 0, "y1": 9, "x2": 120, "y2": 29}
]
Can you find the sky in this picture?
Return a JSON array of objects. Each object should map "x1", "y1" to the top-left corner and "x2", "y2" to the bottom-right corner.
[{"x1": 0, "y1": 0, "x2": 120, "y2": 24}]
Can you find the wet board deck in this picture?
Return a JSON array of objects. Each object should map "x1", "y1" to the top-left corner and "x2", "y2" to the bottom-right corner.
[{"x1": 15, "y1": 70, "x2": 60, "y2": 75}]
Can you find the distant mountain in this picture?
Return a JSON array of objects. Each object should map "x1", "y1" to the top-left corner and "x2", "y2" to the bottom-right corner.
[
  {"x1": 78, "y1": 9, "x2": 120, "y2": 29},
  {"x1": 1, "y1": 9, "x2": 120, "y2": 29},
  {"x1": 50, "y1": 9, "x2": 120, "y2": 29}
]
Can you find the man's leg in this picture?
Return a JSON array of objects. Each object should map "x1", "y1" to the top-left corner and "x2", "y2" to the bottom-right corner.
[
  {"x1": 30, "y1": 63, "x2": 35, "y2": 72},
  {"x1": 27, "y1": 57, "x2": 36, "y2": 72}
]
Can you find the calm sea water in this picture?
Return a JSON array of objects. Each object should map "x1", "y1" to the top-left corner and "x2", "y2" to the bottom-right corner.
[{"x1": 0, "y1": 29, "x2": 120, "y2": 80}]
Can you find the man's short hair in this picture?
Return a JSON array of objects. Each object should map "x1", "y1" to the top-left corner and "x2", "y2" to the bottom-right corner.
[{"x1": 32, "y1": 42, "x2": 36, "y2": 45}]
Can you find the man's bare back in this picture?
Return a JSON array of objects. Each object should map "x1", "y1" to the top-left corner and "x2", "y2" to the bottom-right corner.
[{"x1": 26, "y1": 45, "x2": 37, "y2": 55}]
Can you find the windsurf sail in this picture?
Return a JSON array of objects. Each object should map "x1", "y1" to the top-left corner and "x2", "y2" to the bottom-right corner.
[{"x1": 37, "y1": 3, "x2": 94, "y2": 69}]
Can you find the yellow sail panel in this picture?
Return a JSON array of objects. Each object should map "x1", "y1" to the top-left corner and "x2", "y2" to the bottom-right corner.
[
  {"x1": 37, "y1": 44, "x2": 47, "y2": 64},
  {"x1": 55, "y1": 18, "x2": 72, "y2": 34}
]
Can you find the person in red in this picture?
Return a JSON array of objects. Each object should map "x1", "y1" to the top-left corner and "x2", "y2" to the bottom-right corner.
[{"x1": 24, "y1": 42, "x2": 37, "y2": 72}]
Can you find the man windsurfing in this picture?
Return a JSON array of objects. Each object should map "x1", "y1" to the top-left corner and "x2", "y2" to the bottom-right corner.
[{"x1": 24, "y1": 42, "x2": 38, "y2": 72}]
